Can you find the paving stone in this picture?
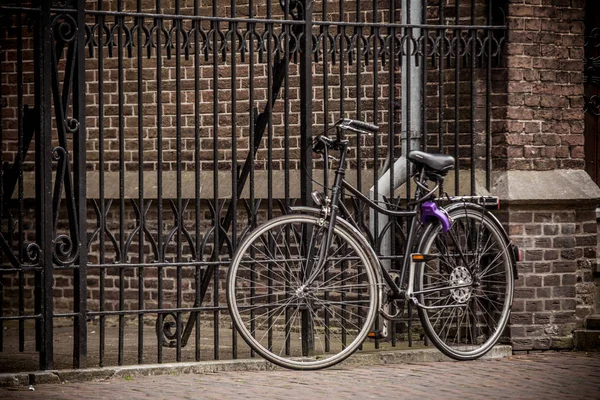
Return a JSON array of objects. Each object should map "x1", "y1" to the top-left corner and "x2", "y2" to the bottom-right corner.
[{"x1": 0, "y1": 352, "x2": 598, "y2": 400}]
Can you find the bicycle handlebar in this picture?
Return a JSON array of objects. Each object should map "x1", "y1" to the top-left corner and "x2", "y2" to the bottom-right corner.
[
  {"x1": 339, "y1": 118, "x2": 379, "y2": 133},
  {"x1": 312, "y1": 119, "x2": 379, "y2": 155}
]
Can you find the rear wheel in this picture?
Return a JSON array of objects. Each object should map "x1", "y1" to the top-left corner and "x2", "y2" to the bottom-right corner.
[
  {"x1": 227, "y1": 214, "x2": 379, "y2": 370},
  {"x1": 416, "y1": 205, "x2": 514, "y2": 360}
]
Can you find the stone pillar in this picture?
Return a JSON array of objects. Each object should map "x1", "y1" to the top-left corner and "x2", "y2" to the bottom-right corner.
[{"x1": 491, "y1": 0, "x2": 600, "y2": 351}]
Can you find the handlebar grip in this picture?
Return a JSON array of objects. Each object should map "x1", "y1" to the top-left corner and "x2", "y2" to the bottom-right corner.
[{"x1": 342, "y1": 118, "x2": 379, "y2": 133}]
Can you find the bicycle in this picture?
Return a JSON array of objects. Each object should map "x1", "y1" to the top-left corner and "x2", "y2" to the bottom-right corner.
[{"x1": 226, "y1": 118, "x2": 520, "y2": 370}]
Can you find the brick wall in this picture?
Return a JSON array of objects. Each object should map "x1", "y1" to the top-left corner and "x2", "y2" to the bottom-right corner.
[
  {"x1": 506, "y1": 204, "x2": 596, "y2": 350},
  {"x1": 495, "y1": 0, "x2": 598, "y2": 351},
  {"x1": 496, "y1": 0, "x2": 585, "y2": 171}
]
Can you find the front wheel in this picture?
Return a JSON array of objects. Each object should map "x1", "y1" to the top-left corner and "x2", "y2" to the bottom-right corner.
[
  {"x1": 227, "y1": 214, "x2": 379, "y2": 370},
  {"x1": 416, "y1": 205, "x2": 514, "y2": 360}
]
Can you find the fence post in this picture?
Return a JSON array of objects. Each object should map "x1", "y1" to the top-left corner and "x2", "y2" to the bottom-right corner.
[
  {"x1": 299, "y1": 0, "x2": 313, "y2": 358},
  {"x1": 36, "y1": 0, "x2": 54, "y2": 370},
  {"x1": 73, "y1": 0, "x2": 88, "y2": 369}
]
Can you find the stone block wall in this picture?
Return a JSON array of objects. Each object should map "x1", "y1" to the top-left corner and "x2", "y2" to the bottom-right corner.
[
  {"x1": 504, "y1": 203, "x2": 597, "y2": 350},
  {"x1": 491, "y1": 0, "x2": 599, "y2": 352}
]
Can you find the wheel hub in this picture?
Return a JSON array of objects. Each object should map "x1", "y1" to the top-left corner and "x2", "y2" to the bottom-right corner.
[
  {"x1": 449, "y1": 266, "x2": 473, "y2": 303},
  {"x1": 295, "y1": 285, "x2": 309, "y2": 298}
]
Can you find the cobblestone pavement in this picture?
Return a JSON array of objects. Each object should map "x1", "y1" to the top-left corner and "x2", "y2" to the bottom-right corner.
[{"x1": 1, "y1": 351, "x2": 599, "y2": 400}]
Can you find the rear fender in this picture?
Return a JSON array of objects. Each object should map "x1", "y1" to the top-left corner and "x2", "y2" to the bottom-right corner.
[{"x1": 440, "y1": 202, "x2": 519, "y2": 280}]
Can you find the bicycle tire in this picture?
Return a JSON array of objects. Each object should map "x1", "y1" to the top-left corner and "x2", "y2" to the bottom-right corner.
[
  {"x1": 227, "y1": 214, "x2": 379, "y2": 370},
  {"x1": 415, "y1": 204, "x2": 514, "y2": 360}
]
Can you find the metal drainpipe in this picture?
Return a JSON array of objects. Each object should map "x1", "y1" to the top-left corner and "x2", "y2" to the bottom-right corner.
[{"x1": 369, "y1": 0, "x2": 423, "y2": 272}]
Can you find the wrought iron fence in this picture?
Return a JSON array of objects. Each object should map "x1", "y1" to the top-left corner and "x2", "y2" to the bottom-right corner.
[{"x1": 0, "y1": 0, "x2": 506, "y2": 371}]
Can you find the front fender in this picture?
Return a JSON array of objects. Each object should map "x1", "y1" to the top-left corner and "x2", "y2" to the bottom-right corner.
[{"x1": 288, "y1": 205, "x2": 385, "y2": 295}]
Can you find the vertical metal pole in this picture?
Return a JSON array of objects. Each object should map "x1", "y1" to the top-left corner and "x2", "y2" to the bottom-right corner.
[
  {"x1": 454, "y1": 0, "x2": 460, "y2": 195},
  {"x1": 210, "y1": 0, "x2": 220, "y2": 362},
  {"x1": 97, "y1": 0, "x2": 106, "y2": 368},
  {"x1": 17, "y1": 0, "x2": 25, "y2": 355},
  {"x1": 37, "y1": 0, "x2": 54, "y2": 370},
  {"x1": 266, "y1": 0, "x2": 274, "y2": 353},
  {"x1": 229, "y1": 0, "x2": 238, "y2": 359},
  {"x1": 299, "y1": 0, "x2": 313, "y2": 357},
  {"x1": 116, "y1": 0, "x2": 125, "y2": 366},
  {"x1": 194, "y1": 0, "x2": 202, "y2": 362},
  {"x1": 155, "y1": 0, "x2": 165, "y2": 365},
  {"x1": 73, "y1": 0, "x2": 88, "y2": 369},
  {"x1": 0, "y1": 21, "x2": 4, "y2": 354},
  {"x1": 470, "y1": 0, "x2": 476, "y2": 195},
  {"x1": 176, "y1": 0, "x2": 184, "y2": 362},
  {"x1": 486, "y1": 0, "x2": 492, "y2": 191},
  {"x1": 136, "y1": 0, "x2": 145, "y2": 366},
  {"x1": 439, "y1": 2, "x2": 445, "y2": 153}
]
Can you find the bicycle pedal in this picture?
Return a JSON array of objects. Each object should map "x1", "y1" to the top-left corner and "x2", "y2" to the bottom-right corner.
[{"x1": 367, "y1": 330, "x2": 386, "y2": 340}]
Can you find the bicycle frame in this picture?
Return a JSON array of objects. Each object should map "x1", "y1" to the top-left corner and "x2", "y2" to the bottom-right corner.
[{"x1": 301, "y1": 131, "x2": 455, "y2": 309}]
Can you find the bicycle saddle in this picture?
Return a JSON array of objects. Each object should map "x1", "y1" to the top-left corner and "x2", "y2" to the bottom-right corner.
[{"x1": 408, "y1": 151, "x2": 455, "y2": 174}]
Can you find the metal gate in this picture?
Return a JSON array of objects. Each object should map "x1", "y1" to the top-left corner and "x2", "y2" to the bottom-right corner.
[{"x1": 0, "y1": 0, "x2": 506, "y2": 371}]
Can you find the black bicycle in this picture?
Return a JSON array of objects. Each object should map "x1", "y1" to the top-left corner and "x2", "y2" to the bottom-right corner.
[{"x1": 226, "y1": 118, "x2": 519, "y2": 370}]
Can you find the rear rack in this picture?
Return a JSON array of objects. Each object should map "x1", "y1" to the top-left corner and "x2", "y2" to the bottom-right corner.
[{"x1": 439, "y1": 196, "x2": 500, "y2": 210}]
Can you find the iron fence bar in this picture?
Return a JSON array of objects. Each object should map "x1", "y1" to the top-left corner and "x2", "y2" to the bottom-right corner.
[
  {"x1": 322, "y1": 1, "x2": 329, "y2": 194},
  {"x1": 96, "y1": 0, "x2": 106, "y2": 368},
  {"x1": 90, "y1": 306, "x2": 230, "y2": 317},
  {"x1": 299, "y1": 0, "x2": 313, "y2": 357},
  {"x1": 136, "y1": 0, "x2": 146, "y2": 364},
  {"x1": 486, "y1": 1, "x2": 492, "y2": 191},
  {"x1": 266, "y1": 0, "x2": 274, "y2": 353},
  {"x1": 210, "y1": 0, "x2": 219, "y2": 362},
  {"x1": 454, "y1": 0, "x2": 460, "y2": 195},
  {"x1": 83, "y1": 10, "x2": 304, "y2": 25},
  {"x1": 470, "y1": 0, "x2": 476, "y2": 195},
  {"x1": 283, "y1": 0, "x2": 291, "y2": 357},
  {"x1": 354, "y1": 0, "x2": 364, "y2": 350},
  {"x1": 0, "y1": 266, "x2": 43, "y2": 273},
  {"x1": 342, "y1": 0, "x2": 350, "y2": 352},
  {"x1": 37, "y1": 0, "x2": 54, "y2": 370},
  {"x1": 0, "y1": 29, "x2": 3, "y2": 352},
  {"x1": 175, "y1": 0, "x2": 184, "y2": 362},
  {"x1": 323, "y1": 0, "x2": 330, "y2": 352},
  {"x1": 372, "y1": 0, "x2": 380, "y2": 351},
  {"x1": 422, "y1": 9, "x2": 428, "y2": 156},
  {"x1": 229, "y1": 0, "x2": 238, "y2": 360},
  {"x1": 355, "y1": 0, "x2": 362, "y2": 195},
  {"x1": 136, "y1": 0, "x2": 145, "y2": 366},
  {"x1": 81, "y1": 8, "x2": 507, "y2": 30},
  {"x1": 1, "y1": 106, "x2": 35, "y2": 208},
  {"x1": 116, "y1": 0, "x2": 125, "y2": 367},
  {"x1": 388, "y1": 1, "x2": 396, "y2": 348},
  {"x1": 439, "y1": 2, "x2": 445, "y2": 157},
  {"x1": 400, "y1": 0, "x2": 414, "y2": 339},
  {"x1": 17, "y1": 0, "x2": 25, "y2": 355},
  {"x1": 34, "y1": 9, "x2": 42, "y2": 346},
  {"x1": 249, "y1": 0, "x2": 256, "y2": 359},
  {"x1": 155, "y1": 0, "x2": 165, "y2": 365},
  {"x1": 0, "y1": 314, "x2": 42, "y2": 321},
  {"x1": 194, "y1": 0, "x2": 203, "y2": 362},
  {"x1": 73, "y1": 0, "x2": 88, "y2": 369}
]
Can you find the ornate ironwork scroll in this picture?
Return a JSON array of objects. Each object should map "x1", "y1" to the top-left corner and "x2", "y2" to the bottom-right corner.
[{"x1": 49, "y1": 12, "x2": 81, "y2": 267}]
